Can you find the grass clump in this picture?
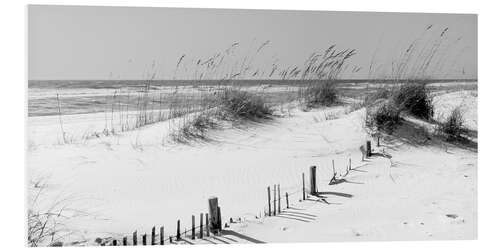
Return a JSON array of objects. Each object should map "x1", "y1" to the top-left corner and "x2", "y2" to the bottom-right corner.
[
  {"x1": 438, "y1": 107, "x2": 466, "y2": 141},
  {"x1": 171, "y1": 112, "x2": 218, "y2": 143},
  {"x1": 216, "y1": 88, "x2": 272, "y2": 120},
  {"x1": 301, "y1": 81, "x2": 339, "y2": 108},
  {"x1": 392, "y1": 83, "x2": 434, "y2": 120},
  {"x1": 366, "y1": 100, "x2": 402, "y2": 133}
]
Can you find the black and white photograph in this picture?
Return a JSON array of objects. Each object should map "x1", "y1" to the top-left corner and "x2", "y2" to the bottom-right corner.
[{"x1": 26, "y1": 4, "x2": 477, "y2": 247}]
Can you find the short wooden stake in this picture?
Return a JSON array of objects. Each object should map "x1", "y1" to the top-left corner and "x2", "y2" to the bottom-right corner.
[
  {"x1": 267, "y1": 186, "x2": 271, "y2": 216},
  {"x1": 176, "y1": 220, "x2": 181, "y2": 241},
  {"x1": 286, "y1": 192, "x2": 289, "y2": 208},
  {"x1": 151, "y1": 226, "x2": 156, "y2": 245},
  {"x1": 160, "y1": 226, "x2": 164, "y2": 245},
  {"x1": 377, "y1": 136, "x2": 380, "y2": 147},
  {"x1": 122, "y1": 237, "x2": 127, "y2": 246},
  {"x1": 367, "y1": 140, "x2": 372, "y2": 157},
  {"x1": 310, "y1": 166, "x2": 317, "y2": 195},
  {"x1": 273, "y1": 184, "x2": 276, "y2": 216},
  {"x1": 278, "y1": 184, "x2": 281, "y2": 213},
  {"x1": 217, "y1": 206, "x2": 222, "y2": 234},
  {"x1": 200, "y1": 213, "x2": 204, "y2": 239},
  {"x1": 205, "y1": 213, "x2": 210, "y2": 237},
  {"x1": 169, "y1": 236, "x2": 173, "y2": 243},
  {"x1": 191, "y1": 215, "x2": 195, "y2": 240},
  {"x1": 142, "y1": 234, "x2": 146, "y2": 245},
  {"x1": 302, "y1": 173, "x2": 306, "y2": 200},
  {"x1": 133, "y1": 231, "x2": 137, "y2": 245},
  {"x1": 112, "y1": 239, "x2": 117, "y2": 246}
]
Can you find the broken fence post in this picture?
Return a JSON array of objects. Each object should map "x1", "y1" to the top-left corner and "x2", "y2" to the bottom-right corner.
[
  {"x1": 122, "y1": 237, "x2": 127, "y2": 246},
  {"x1": 133, "y1": 231, "x2": 137, "y2": 245},
  {"x1": 142, "y1": 234, "x2": 146, "y2": 245}
]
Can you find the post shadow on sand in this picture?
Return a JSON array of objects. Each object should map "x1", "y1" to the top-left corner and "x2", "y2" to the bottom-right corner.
[{"x1": 220, "y1": 230, "x2": 266, "y2": 244}]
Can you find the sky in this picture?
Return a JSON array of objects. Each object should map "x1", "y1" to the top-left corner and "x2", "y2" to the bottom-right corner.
[{"x1": 28, "y1": 5, "x2": 477, "y2": 80}]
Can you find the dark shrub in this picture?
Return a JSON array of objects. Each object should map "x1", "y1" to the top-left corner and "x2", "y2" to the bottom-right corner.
[
  {"x1": 392, "y1": 83, "x2": 434, "y2": 120},
  {"x1": 438, "y1": 107, "x2": 466, "y2": 141},
  {"x1": 366, "y1": 100, "x2": 402, "y2": 133},
  {"x1": 301, "y1": 81, "x2": 339, "y2": 107}
]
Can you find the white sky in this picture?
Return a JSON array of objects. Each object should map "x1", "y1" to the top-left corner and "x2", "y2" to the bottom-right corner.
[{"x1": 28, "y1": 5, "x2": 477, "y2": 80}]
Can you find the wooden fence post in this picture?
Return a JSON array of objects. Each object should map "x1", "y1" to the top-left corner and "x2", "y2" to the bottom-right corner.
[
  {"x1": 151, "y1": 226, "x2": 156, "y2": 245},
  {"x1": 112, "y1": 239, "x2": 117, "y2": 246},
  {"x1": 310, "y1": 166, "x2": 317, "y2": 196},
  {"x1": 302, "y1": 173, "x2": 306, "y2": 200},
  {"x1": 208, "y1": 197, "x2": 220, "y2": 233},
  {"x1": 205, "y1": 213, "x2": 210, "y2": 237},
  {"x1": 200, "y1": 213, "x2": 204, "y2": 239},
  {"x1": 160, "y1": 226, "x2": 164, "y2": 245},
  {"x1": 133, "y1": 231, "x2": 137, "y2": 245},
  {"x1": 142, "y1": 234, "x2": 146, "y2": 245},
  {"x1": 273, "y1": 184, "x2": 276, "y2": 216},
  {"x1": 267, "y1": 186, "x2": 271, "y2": 216},
  {"x1": 122, "y1": 237, "x2": 127, "y2": 246},
  {"x1": 278, "y1": 184, "x2": 281, "y2": 214},
  {"x1": 169, "y1": 236, "x2": 173, "y2": 244},
  {"x1": 377, "y1": 135, "x2": 380, "y2": 147},
  {"x1": 367, "y1": 140, "x2": 372, "y2": 157},
  {"x1": 191, "y1": 215, "x2": 195, "y2": 240},
  {"x1": 286, "y1": 192, "x2": 289, "y2": 208},
  {"x1": 176, "y1": 220, "x2": 181, "y2": 241},
  {"x1": 217, "y1": 206, "x2": 222, "y2": 234}
]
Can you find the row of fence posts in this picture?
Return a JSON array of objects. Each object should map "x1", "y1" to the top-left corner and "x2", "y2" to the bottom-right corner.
[
  {"x1": 108, "y1": 197, "x2": 222, "y2": 246},
  {"x1": 265, "y1": 140, "x2": 373, "y2": 217},
  {"x1": 109, "y1": 140, "x2": 374, "y2": 246}
]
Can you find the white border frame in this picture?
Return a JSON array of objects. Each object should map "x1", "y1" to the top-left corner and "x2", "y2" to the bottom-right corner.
[{"x1": 1, "y1": 0, "x2": 497, "y2": 249}]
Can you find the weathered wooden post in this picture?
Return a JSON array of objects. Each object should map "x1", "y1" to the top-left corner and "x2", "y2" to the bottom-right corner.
[
  {"x1": 176, "y1": 220, "x2": 181, "y2": 241},
  {"x1": 278, "y1": 184, "x2": 281, "y2": 213},
  {"x1": 310, "y1": 166, "x2": 317, "y2": 196},
  {"x1": 151, "y1": 226, "x2": 156, "y2": 245},
  {"x1": 200, "y1": 213, "x2": 204, "y2": 239},
  {"x1": 217, "y1": 206, "x2": 222, "y2": 234},
  {"x1": 112, "y1": 239, "x2": 117, "y2": 246},
  {"x1": 286, "y1": 192, "x2": 289, "y2": 208},
  {"x1": 123, "y1": 237, "x2": 127, "y2": 246},
  {"x1": 205, "y1": 213, "x2": 210, "y2": 237},
  {"x1": 142, "y1": 234, "x2": 147, "y2": 245},
  {"x1": 191, "y1": 215, "x2": 196, "y2": 240},
  {"x1": 273, "y1": 184, "x2": 277, "y2": 216},
  {"x1": 169, "y1": 236, "x2": 173, "y2": 243},
  {"x1": 267, "y1": 186, "x2": 271, "y2": 216},
  {"x1": 160, "y1": 226, "x2": 164, "y2": 245},
  {"x1": 377, "y1": 135, "x2": 380, "y2": 147},
  {"x1": 133, "y1": 231, "x2": 137, "y2": 245},
  {"x1": 208, "y1": 197, "x2": 220, "y2": 234},
  {"x1": 367, "y1": 140, "x2": 372, "y2": 157},
  {"x1": 302, "y1": 173, "x2": 306, "y2": 200},
  {"x1": 332, "y1": 159, "x2": 335, "y2": 176}
]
